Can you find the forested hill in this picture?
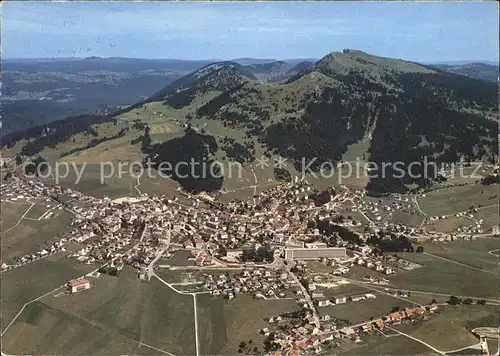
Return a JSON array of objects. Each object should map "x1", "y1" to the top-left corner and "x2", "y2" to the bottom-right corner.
[
  {"x1": 194, "y1": 49, "x2": 498, "y2": 193},
  {"x1": 431, "y1": 62, "x2": 498, "y2": 83},
  {"x1": 4, "y1": 49, "x2": 498, "y2": 195}
]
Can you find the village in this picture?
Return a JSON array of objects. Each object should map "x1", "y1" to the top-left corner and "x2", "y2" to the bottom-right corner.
[{"x1": 1, "y1": 173, "x2": 498, "y2": 354}]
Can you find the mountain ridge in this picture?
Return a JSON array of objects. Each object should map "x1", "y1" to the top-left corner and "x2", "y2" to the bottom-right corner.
[{"x1": 4, "y1": 49, "x2": 498, "y2": 195}]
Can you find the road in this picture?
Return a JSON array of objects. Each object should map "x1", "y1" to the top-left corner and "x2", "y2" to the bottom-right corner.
[
  {"x1": 146, "y1": 224, "x2": 201, "y2": 356},
  {"x1": 250, "y1": 164, "x2": 258, "y2": 206},
  {"x1": 3, "y1": 201, "x2": 35, "y2": 234},
  {"x1": 287, "y1": 266, "x2": 320, "y2": 329},
  {"x1": 356, "y1": 283, "x2": 500, "y2": 304},
  {"x1": 146, "y1": 224, "x2": 171, "y2": 279},
  {"x1": 153, "y1": 272, "x2": 203, "y2": 356},
  {"x1": 134, "y1": 173, "x2": 142, "y2": 196},
  {"x1": 336, "y1": 276, "x2": 425, "y2": 307}
]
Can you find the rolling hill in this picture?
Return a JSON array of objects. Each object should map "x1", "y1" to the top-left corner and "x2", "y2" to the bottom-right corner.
[{"x1": 431, "y1": 62, "x2": 498, "y2": 83}]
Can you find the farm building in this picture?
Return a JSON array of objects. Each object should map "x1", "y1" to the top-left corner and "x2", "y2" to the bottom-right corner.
[{"x1": 68, "y1": 278, "x2": 91, "y2": 294}]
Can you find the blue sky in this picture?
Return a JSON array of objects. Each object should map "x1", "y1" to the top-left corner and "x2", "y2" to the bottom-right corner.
[{"x1": 2, "y1": 1, "x2": 498, "y2": 62}]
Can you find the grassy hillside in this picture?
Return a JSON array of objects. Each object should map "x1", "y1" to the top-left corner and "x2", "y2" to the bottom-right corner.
[{"x1": 4, "y1": 50, "x2": 498, "y2": 197}]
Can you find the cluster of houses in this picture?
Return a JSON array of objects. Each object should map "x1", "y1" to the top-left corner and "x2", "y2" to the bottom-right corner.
[
  {"x1": 265, "y1": 303, "x2": 439, "y2": 355},
  {"x1": 353, "y1": 256, "x2": 395, "y2": 275},
  {"x1": 201, "y1": 269, "x2": 292, "y2": 299},
  {"x1": 2, "y1": 239, "x2": 67, "y2": 271}
]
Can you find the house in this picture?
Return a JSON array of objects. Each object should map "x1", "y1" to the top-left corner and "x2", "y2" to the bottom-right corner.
[
  {"x1": 68, "y1": 278, "x2": 90, "y2": 293},
  {"x1": 226, "y1": 249, "x2": 243, "y2": 259},
  {"x1": 318, "y1": 299, "x2": 330, "y2": 307},
  {"x1": 340, "y1": 327, "x2": 355, "y2": 336},
  {"x1": 333, "y1": 296, "x2": 347, "y2": 304},
  {"x1": 384, "y1": 267, "x2": 394, "y2": 275},
  {"x1": 312, "y1": 291, "x2": 324, "y2": 299},
  {"x1": 360, "y1": 245, "x2": 372, "y2": 255},
  {"x1": 350, "y1": 294, "x2": 366, "y2": 302}
]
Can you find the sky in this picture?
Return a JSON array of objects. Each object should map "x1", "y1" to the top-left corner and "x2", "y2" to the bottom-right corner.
[{"x1": 2, "y1": 1, "x2": 499, "y2": 62}]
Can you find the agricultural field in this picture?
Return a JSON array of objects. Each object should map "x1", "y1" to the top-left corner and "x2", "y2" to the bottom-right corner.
[
  {"x1": 1, "y1": 200, "x2": 33, "y2": 231},
  {"x1": 0, "y1": 252, "x2": 97, "y2": 334},
  {"x1": 472, "y1": 205, "x2": 500, "y2": 230},
  {"x1": 162, "y1": 250, "x2": 196, "y2": 266},
  {"x1": 418, "y1": 184, "x2": 498, "y2": 217},
  {"x1": 390, "y1": 252, "x2": 499, "y2": 299},
  {"x1": 318, "y1": 293, "x2": 415, "y2": 324},
  {"x1": 1, "y1": 204, "x2": 73, "y2": 262},
  {"x1": 384, "y1": 210, "x2": 426, "y2": 227},
  {"x1": 197, "y1": 294, "x2": 300, "y2": 355},
  {"x1": 60, "y1": 129, "x2": 145, "y2": 164},
  {"x1": 41, "y1": 164, "x2": 138, "y2": 199},
  {"x1": 425, "y1": 216, "x2": 475, "y2": 233},
  {"x1": 320, "y1": 281, "x2": 375, "y2": 299},
  {"x1": 2, "y1": 301, "x2": 141, "y2": 355},
  {"x1": 338, "y1": 332, "x2": 434, "y2": 355},
  {"x1": 393, "y1": 304, "x2": 498, "y2": 352},
  {"x1": 2, "y1": 267, "x2": 196, "y2": 356},
  {"x1": 422, "y1": 239, "x2": 499, "y2": 273},
  {"x1": 487, "y1": 339, "x2": 499, "y2": 355},
  {"x1": 22, "y1": 197, "x2": 60, "y2": 220}
]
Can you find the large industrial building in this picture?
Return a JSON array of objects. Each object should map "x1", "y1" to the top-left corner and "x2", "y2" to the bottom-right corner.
[{"x1": 284, "y1": 247, "x2": 347, "y2": 261}]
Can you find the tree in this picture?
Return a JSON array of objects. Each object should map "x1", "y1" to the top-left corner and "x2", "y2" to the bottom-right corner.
[
  {"x1": 448, "y1": 296, "x2": 460, "y2": 305},
  {"x1": 239, "y1": 341, "x2": 246, "y2": 349},
  {"x1": 416, "y1": 246, "x2": 424, "y2": 253},
  {"x1": 431, "y1": 299, "x2": 437, "y2": 304},
  {"x1": 15, "y1": 154, "x2": 22, "y2": 165},
  {"x1": 4, "y1": 171, "x2": 12, "y2": 181}
]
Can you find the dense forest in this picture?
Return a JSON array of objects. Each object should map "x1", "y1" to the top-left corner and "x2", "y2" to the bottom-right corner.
[{"x1": 146, "y1": 127, "x2": 223, "y2": 193}]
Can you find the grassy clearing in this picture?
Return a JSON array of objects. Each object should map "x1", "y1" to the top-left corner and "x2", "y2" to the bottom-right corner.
[
  {"x1": 422, "y1": 239, "x2": 499, "y2": 272},
  {"x1": 0, "y1": 252, "x2": 96, "y2": 333},
  {"x1": 1, "y1": 209, "x2": 73, "y2": 262},
  {"x1": 426, "y1": 216, "x2": 475, "y2": 233},
  {"x1": 3, "y1": 267, "x2": 196, "y2": 355},
  {"x1": 394, "y1": 305, "x2": 498, "y2": 352},
  {"x1": 61, "y1": 129, "x2": 145, "y2": 164},
  {"x1": 318, "y1": 293, "x2": 414, "y2": 324},
  {"x1": 419, "y1": 184, "x2": 498, "y2": 217},
  {"x1": 22, "y1": 198, "x2": 57, "y2": 220},
  {"x1": 197, "y1": 294, "x2": 300, "y2": 355},
  {"x1": 134, "y1": 174, "x2": 180, "y2": 198},
  {"x1": 1, "y1": 201, "x2": 33, "y2": 231},
  {"x1": 385, "y1": 210, "x2": 426, "y2": 227},
  {"x1": 473, "y1": 205, "x2": 500, "y2": 230},
  {"x1": 163, "y1": 250, "x2": 196, "y2": 266},
  {"x1": 390, "y1": 253, "x2": 499, "y2": 299},
  {"x1": 487, "y1": 339, "x2": 499, "y2": 355},
  {"x1": 338, "y1": 332, "x2": 433, "y2": 355},
  {"x1": 2, "y1": 301, "x2": 140, "y2": 355},
  {"x1": 41, "y1": 164, "x2": 137, "y2": 199}
]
